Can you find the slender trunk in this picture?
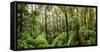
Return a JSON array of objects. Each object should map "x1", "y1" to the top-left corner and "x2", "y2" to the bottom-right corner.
[
  {"x1": 65, "y1": 13, "x2": 68, "y2": 43},
  {"x1": 52, "y1": 9, "x2": 55, "y2": 33},
  {"x1": 44, "y1": 6, "x2": 48, "y2": 40}
]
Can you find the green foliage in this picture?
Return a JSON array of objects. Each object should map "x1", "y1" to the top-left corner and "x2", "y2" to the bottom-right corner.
[
  {"x1": 17, "y1": 3, "x2": 97, "y2": 49},
  {"x1": 67, "y1": 31, "x2": 77, "y2": 46},
  {"x1": 80, "y1": 30, "x2": 96, "y2": 45},
  {"x1": 34, "y1": 33, "x2": 48, "y2": 48},
  {"x1": 51, "y1": 32, "x2": 67, "y2": 47},
  {"x1": 17, "y1": 32, "x2": 35, "y2": 48}
]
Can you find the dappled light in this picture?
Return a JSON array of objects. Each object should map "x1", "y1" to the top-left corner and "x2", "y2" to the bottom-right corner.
[{"x1": 16, "y1": 3, "x2": 97, "y2": 49}]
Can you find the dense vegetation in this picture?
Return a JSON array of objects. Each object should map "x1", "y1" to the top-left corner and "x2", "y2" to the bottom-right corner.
[{"x1": 17, "y1": 3, "x2": 97, "y2": 49}]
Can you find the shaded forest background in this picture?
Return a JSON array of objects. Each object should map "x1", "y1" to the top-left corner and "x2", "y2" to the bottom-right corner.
[{"x1": 16, "y1": 3, "x2": 97, "y2": 49}]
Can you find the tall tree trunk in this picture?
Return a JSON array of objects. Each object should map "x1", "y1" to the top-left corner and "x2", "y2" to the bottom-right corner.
[
  {"x1": 52, "y1": 8, "x2": 55, "y2": 33},
  {"x1": 44, "y1": 6, "x2": 48, "y2": 41},
  {"x1": 65, "y1": 12, "x2": 69, "y2": 44}
]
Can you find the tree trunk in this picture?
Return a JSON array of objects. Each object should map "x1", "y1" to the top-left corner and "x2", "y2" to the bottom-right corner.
[{"x1": 65, "y1": 13, "x2": 69, "y2": 44}]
